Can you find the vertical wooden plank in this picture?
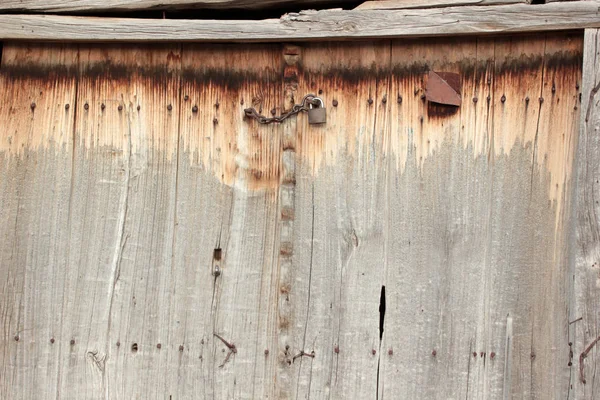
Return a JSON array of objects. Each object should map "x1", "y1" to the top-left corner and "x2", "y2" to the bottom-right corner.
[
  {"x1": 474, "y1": 35, "x2": 548, "y2": 400},
  {"x1": 379, "y1": 33, "x2": 582, "y2": 400},
  {"x1": 381, "y1": 37, "x2": 487, "y2": 399},
  {"x1": 172, "y1": 44, "x2": 282, "y2": 399},
  {"x1": 487, "y1": 33, "x2": 581, "y2": 399},
  {"x1": 282, "y1": 41, "x2": 391, "y2": 399},
  {"x1": 572, "y1": 28, "x2": 600, "y2": 400},
  {"x1": 56, "y1": 44, "x2": 181, "y2": 398},
  {"x1": 0, "y1": 43, "x2": 78, "y2": 400}
]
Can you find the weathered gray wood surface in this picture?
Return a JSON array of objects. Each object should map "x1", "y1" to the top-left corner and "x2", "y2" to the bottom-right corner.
[
  {"x1": 355, "y1": 0, "x2": 527, "y2": 10},
  {"x1": 0, "y1": 2, "x2": 597, "y2": 42},
  {"x1": 0, "y1": 0, "x2": 337, "y2": 12},
  {"x1": 0, "y1": 0, "x2": 529, "y2": 12},
  {"x1": 0, "y1": 33, "x2": 585, "y2": 399},
  {"x1": 570, "y1": 28, "x2": 600, "y2": 400}
]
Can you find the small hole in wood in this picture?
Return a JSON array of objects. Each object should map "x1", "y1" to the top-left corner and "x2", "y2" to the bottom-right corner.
[
  {"x1": 131, "y1": 343, "x2": 138, "y2": 352},
  {"x1": 213, "y1": 248, "x2": 222, "y2": 261}
]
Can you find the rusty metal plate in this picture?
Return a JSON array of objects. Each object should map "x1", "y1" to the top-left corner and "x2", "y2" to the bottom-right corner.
[{"x1": 425, "y1": 71, "x2": 462, "y2": 106}]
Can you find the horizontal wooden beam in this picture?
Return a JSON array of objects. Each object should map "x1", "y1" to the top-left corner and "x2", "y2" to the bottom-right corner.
[
  {"x1": 0, "y1": 0, "x2": 337, "y2": 12},
  {"x1": 0, "y1": 0, "x2": 531, "y2": 13},
  {"x1": 355, "y1": 0, "x2": 527, "y2": 11},
  {"x1": 0, "y1": 1, "x2": 597, "y2": 42}
]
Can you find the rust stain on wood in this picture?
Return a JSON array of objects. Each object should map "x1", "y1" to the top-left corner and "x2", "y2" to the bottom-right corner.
[{"x1": 0, "y1": 35, "x2": 583, "y2": 199}]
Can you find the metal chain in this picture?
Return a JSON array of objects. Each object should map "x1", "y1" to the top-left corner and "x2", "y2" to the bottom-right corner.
[{"x1": 244, "y1": 94, "x2": 320, "y2": 124}]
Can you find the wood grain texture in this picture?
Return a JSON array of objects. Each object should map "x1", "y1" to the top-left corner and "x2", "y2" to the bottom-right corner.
[
  {"x1": 0, "y1": 43, "x2": 78, "y2": 400},
  {"x1": 0, "y1": 1, "x2": 598, "y2": 42},
  {"x1": 0, "y1": 0, "x2": 337, "y2": 12},
  {"x1": 355, "y1": 0, "x2": 527, "y2": 10},
  {"x1": 0, "y1": 34, "x2": 585, "y2": 399},
  {"x1": 570, "y1": 28, "x2": 600, "y2": 400},
  {"x1": 172, "y1": 43, "x2": 283, "y2": 399},
  {"x1": 282, "y1": 41, "x2": 391, "y2": 399}
]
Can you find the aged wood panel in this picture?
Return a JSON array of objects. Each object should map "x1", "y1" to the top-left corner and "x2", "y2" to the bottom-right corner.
[
  {"x1": 571, "y1": 28, "x2": 600, "y2": 400},
  {"x1": 0, "y1": 2, "x2": 598, "y2": 42},
  {"x1": 355, "y1": 0, "x2": 527, "y2": 10},
  {"x1": 0, "y1": 0, "x2": 338, "y2": 12},
  {"x1": 379, "y1": 37, "x2": 491, "y2": 400},
  {"x1": 0, "y1": 43, "x2": 78, "y2": 400},
  {"x1": 59, "y1": 44, "x2": 182, "y2": 398},
  {"x1": 172, "y1": 43, "x2": 283, "y2": 399},
  {"x1": 0, "y1": 0, "x2": 529, "y2": 12},
  {"x1": 277, "y1": 41, "x2": 392, "y2": 399},
  {"x1": 0, "y1": 33, "x2": 586, "y2": 399}
]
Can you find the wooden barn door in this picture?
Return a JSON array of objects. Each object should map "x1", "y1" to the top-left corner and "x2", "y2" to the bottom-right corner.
[{"x1": 0, "y1": 33, "x2": 584, "y2": 399}]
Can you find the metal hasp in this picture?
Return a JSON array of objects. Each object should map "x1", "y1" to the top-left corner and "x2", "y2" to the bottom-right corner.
[
  {"x1": 425, "y1": 71, "x2": 462, "y2": 106},
  {"x1": 308, "y1": 97, "x2": 326, "y2": 124}
]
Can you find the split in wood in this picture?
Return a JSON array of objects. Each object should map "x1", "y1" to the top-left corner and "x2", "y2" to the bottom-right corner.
[{"x1": 214, "y1": 333, "x2": 237, "y2": 367}]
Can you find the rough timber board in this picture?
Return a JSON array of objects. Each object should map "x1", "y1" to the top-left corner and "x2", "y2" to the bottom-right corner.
[
  {"x1": 279, "y1": 41, "x2": 392, "y2": 399},
  {"x1": 0, "y1": 33, "x2": 585, "y2": 399},
  {"x1": 355, "y1": 0, "x2": 527, "y2": 10},
  {"x1": 0, "y1": 43, "x2": 78, "y2": 400},
  {"x1": 0, "y1": 2, "x2": 598, "y2": 42},
  {"x1": 0, "y1": 0, "x2": 339, "y2": 12},
  {"x1": 571, "y1": 28, "x2": 600, "y2": 400},
  {"x1": 172, "y1": 43, "x2": 283, "y2": 399}
]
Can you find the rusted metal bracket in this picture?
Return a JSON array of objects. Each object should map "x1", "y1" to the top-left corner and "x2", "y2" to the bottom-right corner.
[{"x1": 425, "y1": 71, "x2": 461, "y2": 106}]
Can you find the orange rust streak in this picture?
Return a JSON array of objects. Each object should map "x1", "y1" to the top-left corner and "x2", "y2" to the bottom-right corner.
[
  {"x1": 179, "y1": 44, "x2": 283, "y2": 191},
  {"x1": 0, "y1": 43, "x2": 78, "y2": 156}
]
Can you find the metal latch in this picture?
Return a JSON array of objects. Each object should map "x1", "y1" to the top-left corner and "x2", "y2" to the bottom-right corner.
[{"x1": 425, "y1": 71, "x2": 461, "y2": 106}]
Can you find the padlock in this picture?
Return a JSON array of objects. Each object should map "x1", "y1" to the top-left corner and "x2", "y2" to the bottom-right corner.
[{"x1": 308, "y1": 98, "x2": 326, "y2": 124}]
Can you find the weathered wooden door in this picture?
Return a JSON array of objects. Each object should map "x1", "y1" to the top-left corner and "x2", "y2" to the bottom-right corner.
[{"x1": 0, "y1": 33, "x2": 584, "y2": 399}]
